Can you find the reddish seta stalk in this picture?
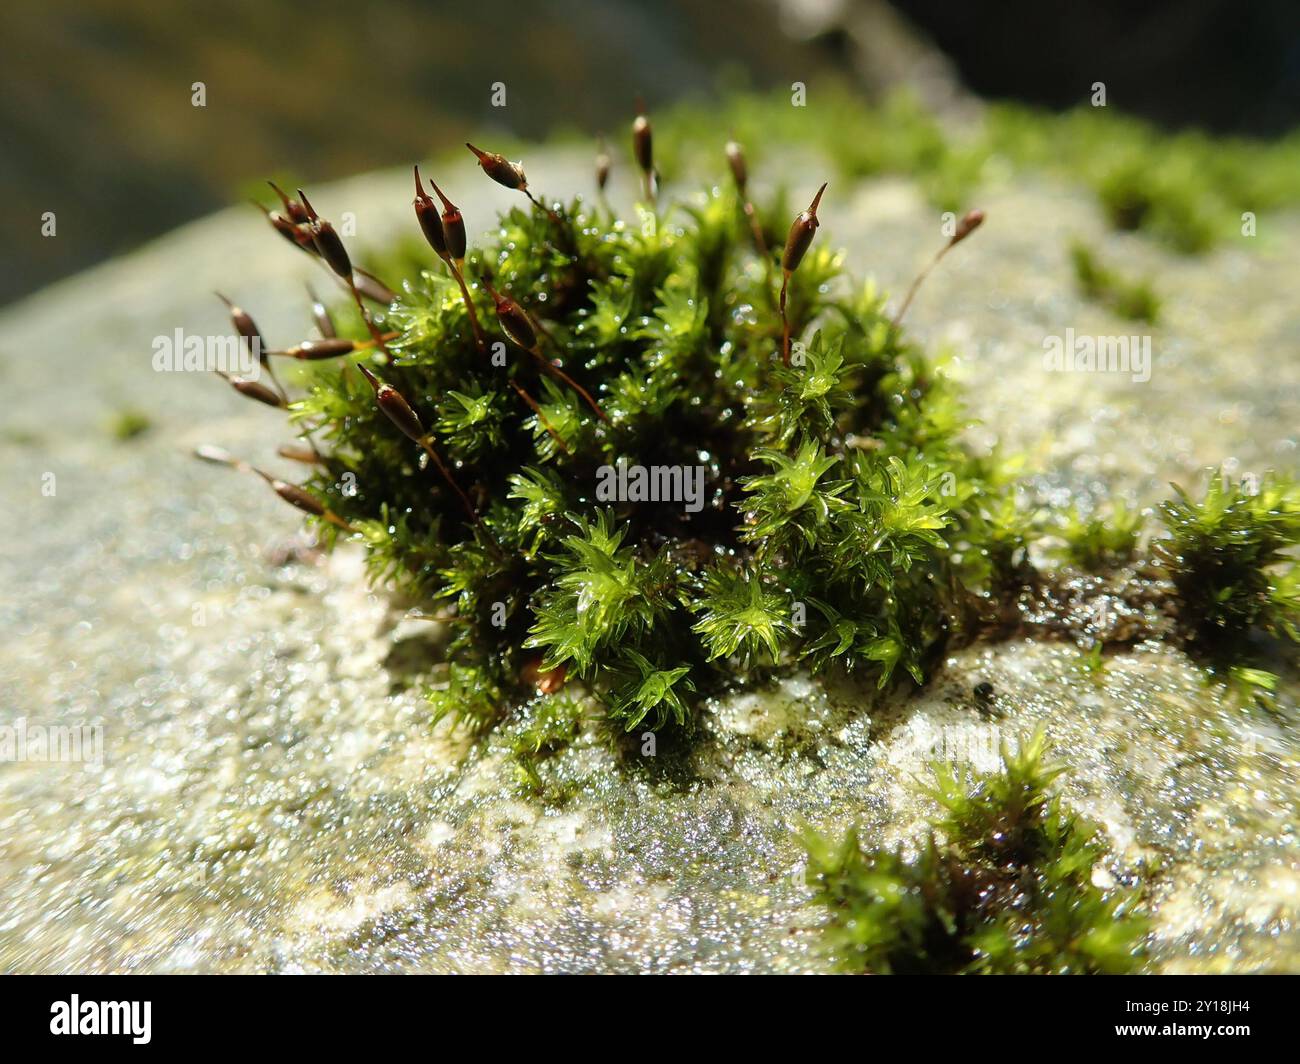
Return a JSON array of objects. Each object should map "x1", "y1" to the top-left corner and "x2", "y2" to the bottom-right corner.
[
  {"x1": 355, "y1": 364, "x2": 483, "y2": 531},
  {"x1": 194, "y1": 445, "x2": 354, "y2": 532},
  {"x1": 891, "y1": 208, "x2": 986, "y2": 328},
  {"x1": 724, "y1": 139, "x2": 776, "y2": 308},
  {"x1": 481, "y1": 276, "x2": 609, "y2": 424}
]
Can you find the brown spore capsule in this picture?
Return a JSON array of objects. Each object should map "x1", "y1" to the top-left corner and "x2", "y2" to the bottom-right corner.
[
  {"x1": 632, "y1": 99, "x2": 653, "y2": 177},
  {"x1": 952, "y1": 207, "x2": 985, "y2": 245},
  {"x1": 781, "y1": 182, "x2": 827, "y2": 274},
  {"x1": 483, "y1": 278, "x2": 537, "y2": 351},
  {"x1": 215, "y1": 371, "x2": 284, "y2": 408},
  {"x1": 352, "y1": 269, "x2": 397, "y2": 306},
  {"x1": 258, "y1": 203, "x2": 315, "y2": 253},
  {"x1": 427, "y1": 177, "x2": 467, "y2": 261},
  {"x1": 278, "y1": 444, "x2": 323, "y2": 465},
  {"x1": 215, "y1": 292, "x2": 271, "y2": 385},
  {"x1": 267, "y1": 180, "x2": 310, "y2": 224},
  {"x1": 413, "y1": 165, "x2": 449, "y2": 259},
  {"x1": 357, "y1": 364, "x2": 427, "y2": 443},
  {"x1": 255, "y1": 469, "x2": 327, "y2": 517},
  {"x1": 725, "y1": 140, "x2": 747, "y2": 193},
  {"x1": 890, "y1": 206, "x2": 987, "y2": 328},
  {"x1": 285, "y1": 338, "x2": 358, "y2": 360},
  {"x1": 466, "y1": 142, "x2": 526, "y2": 190},
  {"x1": 215, "y1": 292, "x2": 263, "y2": 349},
  {"x1": 298, "y1": 189, "x2": 352, "y2": 279}
]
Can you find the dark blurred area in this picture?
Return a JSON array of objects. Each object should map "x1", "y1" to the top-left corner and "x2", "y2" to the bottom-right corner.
[
  {"x1": 1, "y1": 0, "x2": 1298, "y2": 308},
  {"x1": 0, "y1": 0, "x2": 831, "y2": 307},
  {"x1": 892, "y1": 0, "x2": 1300, "y2": 134}
]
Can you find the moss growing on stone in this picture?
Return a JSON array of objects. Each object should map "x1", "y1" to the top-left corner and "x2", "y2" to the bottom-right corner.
[
  {"x1": 1054, "y1": 498, "x2": 1142, "y2": 571},
  {"x1": 199, "y1": 111, "x2": 1296, "y2": 740},
  {"x1": 661, "y1": 86, "x2": 1300, "y2": 253},
  {"x1": 805, "y1": 729, "x2": 1147, "y2": 974},
  {"x1": 109, "y1": 409, "x2": 153, "y2": 442},
  {"x1": 1069, "y1": 240, "x2": 1160, "y2": 323},
  {"x1": 1157, "y1": 470, "x2": 1300, "y2": 684},
  {"x1": 243, "y1": 158, "x2": 1025, "y2": 735},
  {"x1": 504, "y1": 692, "x2": 588, "y2": 799}
]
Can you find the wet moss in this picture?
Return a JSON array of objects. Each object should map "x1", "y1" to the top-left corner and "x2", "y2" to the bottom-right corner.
[
  {"x1": 255, "y1": 163, "x2": 1023, "y2": 734},
  {"x1": 1054, "y1": 498, "x2": 1143, "y2": 571},
  {"x1": 805, "y1": 729, "x2": 1147, "y2": 974},
  {"x1": 1157, "y1": 469, "x2": 1300, "y2": 698},
  {"x1": 504, "y1": 693, "x2": 588, "y2": 801}
]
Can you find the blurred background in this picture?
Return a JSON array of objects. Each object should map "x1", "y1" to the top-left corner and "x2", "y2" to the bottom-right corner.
[{"x1": 2, "y1": 0, "x2": 1298, "y2": 307}]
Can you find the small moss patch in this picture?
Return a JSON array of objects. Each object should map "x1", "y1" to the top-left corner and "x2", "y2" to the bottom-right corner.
[{"x1": 805, "y1": 729, "x2": 1147, "y2": 974}]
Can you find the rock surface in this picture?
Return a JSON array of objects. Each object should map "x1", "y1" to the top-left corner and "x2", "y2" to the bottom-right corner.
[{"x1": 1, "y1": 148, "x2": 1297, "y2": 972}]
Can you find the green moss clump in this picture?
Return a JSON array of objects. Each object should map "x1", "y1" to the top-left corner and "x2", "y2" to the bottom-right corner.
[
  {"x1": 805, "y1": 730, "x2": 1147, "y2": 974},
  {"x1": 1091, "y1": 158, "x2": 1216, "y2": 253},
  {"x1": 427, "y1": 662, "x2": 503, "y2": 735},
  {"x1": 110, "y1": 409, "x2": 153, "y2": 442},
  {"x1": 1054, "y1": 499, "x2": 1142, "y2": 571},
  {"x1": 1069, "y1": 241, "x2": 1160, "y2": 323},
  {"x1": 279, "y1": 173, "x2": 1021, "y2": 734},
  {"x1": 1157, "y1": 470, "x2": 1300, "y2": 671},
  {"x1": 504, "y1": 692, "x2": 588, "y2": 799}
]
